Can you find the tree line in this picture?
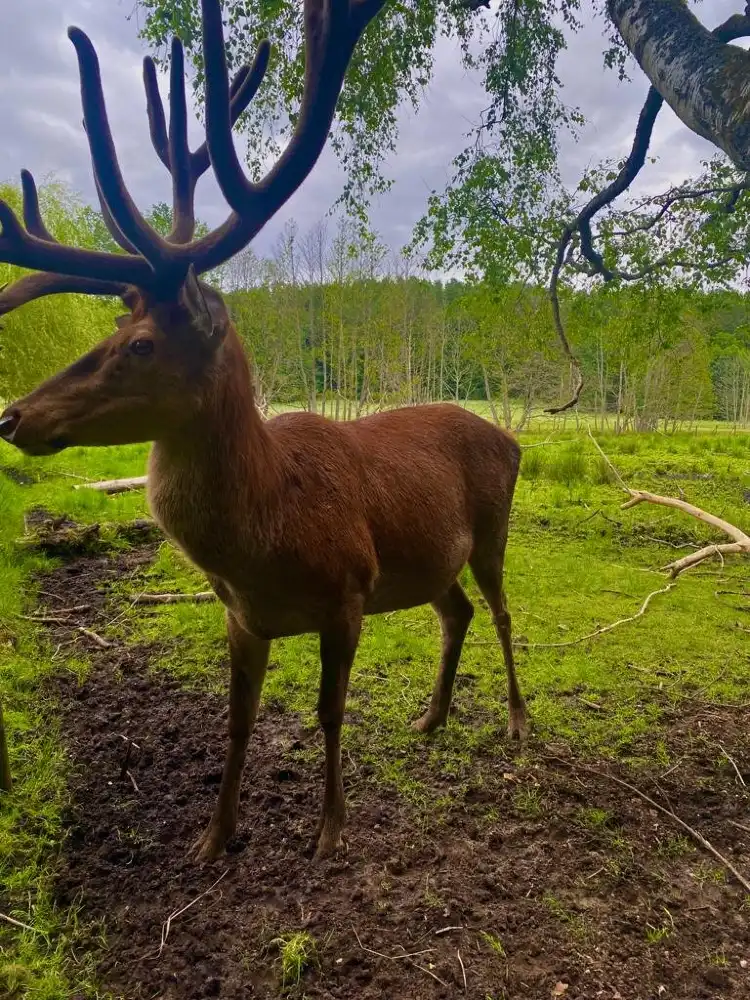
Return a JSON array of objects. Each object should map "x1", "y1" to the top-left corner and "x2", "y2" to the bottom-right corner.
[{"x1": 2, "y1": 185, "x2": 747, "y2": 431}]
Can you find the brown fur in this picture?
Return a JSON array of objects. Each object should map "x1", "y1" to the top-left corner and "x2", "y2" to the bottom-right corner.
[{"x1": 2, "y1": 282, "x2": 526, "y2": 860}]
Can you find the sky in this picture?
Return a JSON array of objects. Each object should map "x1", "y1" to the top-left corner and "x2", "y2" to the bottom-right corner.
[{"x1": 0, "y1": 0, "x2": 744, "y2": 263}]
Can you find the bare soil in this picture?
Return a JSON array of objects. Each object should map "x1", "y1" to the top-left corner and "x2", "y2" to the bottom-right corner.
[{"x1": 33, "y1": 541, "x2": 750, "y2": 1000}]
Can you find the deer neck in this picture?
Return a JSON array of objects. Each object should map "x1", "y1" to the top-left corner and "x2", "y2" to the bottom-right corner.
[{"x1": 147, "y1": 328, "x2": 279, "y2": 571}]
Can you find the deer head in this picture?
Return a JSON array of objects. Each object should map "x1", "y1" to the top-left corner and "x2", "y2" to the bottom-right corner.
[{"x1": 0, "y1": 0, "x2": 384, "y2": 455}]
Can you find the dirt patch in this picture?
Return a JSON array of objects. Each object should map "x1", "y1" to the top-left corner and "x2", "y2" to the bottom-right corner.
[{"x1": 35, "y1": 544, "x2": 750, "y2": 999}]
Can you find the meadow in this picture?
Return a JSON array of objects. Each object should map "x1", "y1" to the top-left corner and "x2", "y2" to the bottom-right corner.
[{"x1": 0, "y1": 419, "x2": 748, "y2": 998}]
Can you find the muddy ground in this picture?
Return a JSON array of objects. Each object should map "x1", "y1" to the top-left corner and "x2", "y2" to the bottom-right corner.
[{"x1": 32, "y1": 538, "x2": 750, "y2": 999}]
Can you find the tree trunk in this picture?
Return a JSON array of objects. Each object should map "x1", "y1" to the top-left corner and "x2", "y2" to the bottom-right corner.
[{"x1": 608, "y1": 2, "x2": 750, "y2": 169}]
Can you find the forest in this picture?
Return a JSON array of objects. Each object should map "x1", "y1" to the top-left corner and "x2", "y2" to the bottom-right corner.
[{"x1": 2, "y1": 185, "x2": 750, "y2": 432}]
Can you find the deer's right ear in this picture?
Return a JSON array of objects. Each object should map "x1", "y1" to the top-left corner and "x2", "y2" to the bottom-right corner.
[{"x1": 179, "y1": 265, "x2": 228, "y2": 343}]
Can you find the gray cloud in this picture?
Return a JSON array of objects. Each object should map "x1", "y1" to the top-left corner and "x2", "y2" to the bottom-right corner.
[{"x1": 0, "y1": 0, "x2": 743, "y2": 262}]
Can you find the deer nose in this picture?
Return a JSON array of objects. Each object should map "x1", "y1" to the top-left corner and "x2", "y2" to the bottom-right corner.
[{"x1": 0, "y1": 409, "x2": 20, "y2": 442}]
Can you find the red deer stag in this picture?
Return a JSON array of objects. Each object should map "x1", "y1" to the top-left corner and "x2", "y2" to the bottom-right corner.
[{"x1": 0, "y1": 0, "x2": 526, "y2": 860}]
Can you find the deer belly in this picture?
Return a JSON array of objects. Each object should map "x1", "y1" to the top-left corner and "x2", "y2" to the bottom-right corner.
[{"x1": 366, "y1": 538, "x2": 472, "y2": 614}]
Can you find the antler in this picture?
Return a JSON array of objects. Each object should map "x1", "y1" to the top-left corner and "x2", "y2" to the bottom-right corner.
[{"x1": 0, "y1": 0, "x2": 384, "y2": 314}]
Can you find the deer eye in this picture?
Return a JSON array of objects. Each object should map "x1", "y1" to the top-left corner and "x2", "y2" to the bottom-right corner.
[{"x1": 130, "y1": 339, "x2": 154, "y2": 357}]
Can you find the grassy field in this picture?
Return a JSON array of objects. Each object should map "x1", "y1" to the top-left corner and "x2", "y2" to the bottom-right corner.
[{"x1": 0, "y1": 421, "x2": 748, "y2": 996}]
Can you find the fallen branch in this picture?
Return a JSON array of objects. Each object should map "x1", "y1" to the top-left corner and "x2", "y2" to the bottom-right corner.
[
  {"x1": 467, "y1": 583, "x2": 675, "y2": 650},
  {"x1": 0, "y1": 910, "x2": 38, "y2": 934},
  {"x1": 589, "y1": 431, "x2": 750, "y2": 577},
  {"x1": 74, "y1": 475, "x2": 147, "y2": 494},
  {"x1": 131, "y1": 591, "x2": 216, "y2": 605},
  {"x1": 547, "y1": 756, "x2": 750, "y2": 893},
  {"x1": 19, "y1": 614, "x2": 111, "y2": 648}
]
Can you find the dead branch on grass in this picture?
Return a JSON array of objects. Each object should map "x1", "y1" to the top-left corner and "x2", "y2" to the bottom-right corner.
[
  {"x1": 18, "y1": 614, "x2": 111, "y2": 648},
  {"x1": 130, "y1": 591, "x2": 216, "y2": 605},
  {"x1": 0, "y1": 910, "x2": 39, "y2": 934},
  {"x1": 589, "y1": 430, "x2": 750, "y2": 577},
  {"x1": 547, "y1": 755, "x2": 750, "y2": 893},
  {"x1": 468, "y1": 583, "x2": 675, "y2": 650},
  {"x1": 74, "y1": 476, "x2": 147, "y2": 494}
]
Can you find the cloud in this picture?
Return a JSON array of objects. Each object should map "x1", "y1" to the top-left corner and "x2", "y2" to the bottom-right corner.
[{"x1": 0, "y1": 0, "x2": 743, "y2": 262}]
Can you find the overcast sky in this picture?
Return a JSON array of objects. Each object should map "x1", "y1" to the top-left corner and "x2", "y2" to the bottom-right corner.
[{"x1": 0, "y1": 0, "x2": 744, "y2": 261}]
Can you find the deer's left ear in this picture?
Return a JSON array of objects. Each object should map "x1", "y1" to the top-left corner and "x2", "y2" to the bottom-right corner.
[{"x1": 179, "y1": 265, "x2": 228, "y2": 342}]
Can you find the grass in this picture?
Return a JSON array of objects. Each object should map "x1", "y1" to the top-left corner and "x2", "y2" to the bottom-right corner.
[
  {"x1": 0, "y1": 421, "x2": 749, "y2": 992},
  {"x1": 269, "y1": 931, "x2": 317, "y2": 991}
]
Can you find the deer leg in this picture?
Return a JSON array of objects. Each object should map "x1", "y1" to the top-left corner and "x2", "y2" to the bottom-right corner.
[
  {"x1": 192, "y1": 612, "x2": 269, "y2": 862},
  {"x1": 413, "y1": 582, "x2": 474, "y2": 734},
  {"x1": 470, "y1": 552, "x2": 528, "y2": 741},
  {"x1": 315, "y1": 609, "x2": 362, "y2": 859}
]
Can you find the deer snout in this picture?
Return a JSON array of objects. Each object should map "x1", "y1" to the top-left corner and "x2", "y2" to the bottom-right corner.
[{"x1": 0, "y1": 408, "x2": 20, "y2": 443}]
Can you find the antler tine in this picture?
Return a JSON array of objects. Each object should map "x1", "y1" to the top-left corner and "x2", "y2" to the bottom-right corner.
[
  {"x1": 143, "y1": 56, "x2": 171, "y2": 171},
  {"x1": 92, "y1": 172, "x2": 140, "y2": 254},
  {"x1": 167, "y1": 38, "x2": 195, "y2": 244},
  {"x1": 20, "y1": 171, "x2": 56, "y2": 243},
  {"x1": 189, "y1": 0, "x2": 385, "y2": 273},
  {"x1": 68, "y1": 27, "x2": 176, "y2": 277},
  {"x1": 190, "y1": 43, "x2": 271, "y2": 178},
  {"x1": 0, "y1": 272, "x2": 128, "y2": 316}
]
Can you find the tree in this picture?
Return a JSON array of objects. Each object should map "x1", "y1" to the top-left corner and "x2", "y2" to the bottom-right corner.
[{"x1": 138, "y1": 1, "x2": 750, "y2": 413}]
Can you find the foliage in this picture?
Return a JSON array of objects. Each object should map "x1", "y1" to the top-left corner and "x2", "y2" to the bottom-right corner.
[{"x1": 137, "y1": 0, "x2": 592, "y2": 216}]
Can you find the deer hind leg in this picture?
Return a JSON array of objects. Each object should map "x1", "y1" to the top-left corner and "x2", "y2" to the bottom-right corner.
[
  {"x1": 192, "y1": 612, "x2": 269, "y2": 862},
  {"x1": 315, "y1": 607, "x2": 362, "y2": 859},
  {"x1": 413, "y1": 582, "x2": 474, "y2": 734},
  {"x1": 469, "y1": 547, "x2": 528, "y2": 741}
]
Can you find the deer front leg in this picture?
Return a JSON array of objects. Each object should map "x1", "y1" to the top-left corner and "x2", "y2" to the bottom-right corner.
[
  {"x1": 192, "y1": 612, "x2": 269, "y2": 862},
  {"x1": 315, "y1": 609, "x2": 362, "y2": 859}
]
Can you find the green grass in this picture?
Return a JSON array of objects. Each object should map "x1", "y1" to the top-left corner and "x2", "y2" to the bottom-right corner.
[
  {"x1": 0, "y1": 422, "x2": 749, "y2": 991},
  {"x1": 270, "y1": 931, "x2": 317, "y2": 991}
]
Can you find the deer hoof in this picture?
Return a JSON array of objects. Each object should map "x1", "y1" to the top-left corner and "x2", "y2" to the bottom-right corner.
[
  {"x1": 314, "y1": 829, "x2": 346, "y2": 861},
  {"x1": 190, "y1": 827, "x2": 228, "y2": 862},
  {"x1": 412, "y1": 712, "x2": 443, "y2": 734},
  {"x1": 507, "y1": 715, "x2": 529, "y2": 743}
]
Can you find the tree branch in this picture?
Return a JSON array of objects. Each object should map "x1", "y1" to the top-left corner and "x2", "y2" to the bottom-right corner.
[
  {"x1": 608, "y1": 2, "x2": 750, "y2": 169},
  {"x1": 546, "y1": 8, "x2": 750, "y2": 413}
]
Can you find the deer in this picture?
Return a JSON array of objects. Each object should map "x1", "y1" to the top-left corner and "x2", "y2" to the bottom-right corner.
[{"x1": 0, "y1": 0, "x2": 527, "y2": 861}]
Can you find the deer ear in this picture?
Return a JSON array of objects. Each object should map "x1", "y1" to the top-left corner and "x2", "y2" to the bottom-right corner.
[{"x1": 179, "y1": 265, "x2": 226, "y2": 341}]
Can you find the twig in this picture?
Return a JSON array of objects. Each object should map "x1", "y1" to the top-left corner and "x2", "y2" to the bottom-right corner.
[
  {"x1": 28, "y1": 604, "x2": 91, "y2": 616},
  {"x1": 131, "y1": 592, "x2": 216, "y2": 605},
  {"x1": 76, "y1": 627, "x2": 111, "y2": 649},
  {"x1": 457, "y1": 948, "x2": 467, "y2": 991},
  {"x1": 352, "y1": 929, "x2": 433, "y2": 962},
  {"x1": 505, "y1": 584, "x2": 673, "y2": 649},
  {"x1": 718, "y1": 743, "x2": 746, "y2": 787},
  {"x1": 159, "y1": 870, "x2": 229, "y2": 956},
  {"x1": 547, "y1": 756, "x2": 750, "y2": 893},
  {"x1": 0, "y1": 910, "x2": 39, "y2": 934},
  {"x1": 352, "y1": 928, "x2": 445, "y2": 986},
  {"x1": 18, "y1": 614, "x2": 112, "y2": 648},
  {"x1": 125, "y1": 770, "x2": 140, "y2": 793},
  {"x1": 435, "y1": 925, "x2": 465, "y2": 936},
  {"x1": 74, "y1": 475, "x2": 147, "y2": 494},
  {"x1": 411, "y1": 962, "x2": 450, "y2": 989},
  {"x1": 728, "y1": 820, "x2": 750, "y2": 834}
]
